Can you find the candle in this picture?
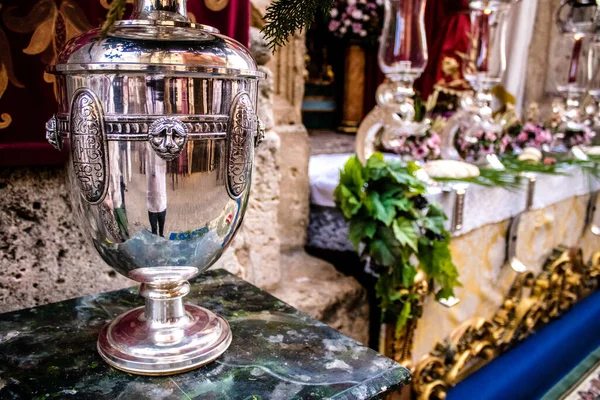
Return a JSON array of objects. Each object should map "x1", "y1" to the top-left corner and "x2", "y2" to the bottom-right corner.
[
  {"x1": 569, "y1": 34, "x2": 583, "y2": 84},
  {"x1": 476, "y1": 9, "x2": 491, "y2": 73}
]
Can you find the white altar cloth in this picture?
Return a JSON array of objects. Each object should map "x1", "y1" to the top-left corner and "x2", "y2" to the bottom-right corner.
[{"x1": 309, "y1": 153, "x2": 600, "y2": 236}]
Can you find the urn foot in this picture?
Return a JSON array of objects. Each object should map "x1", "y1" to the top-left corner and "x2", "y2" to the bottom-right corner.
[{"x1": 97, "y1": 279, "x2": 232, "y2": 375}]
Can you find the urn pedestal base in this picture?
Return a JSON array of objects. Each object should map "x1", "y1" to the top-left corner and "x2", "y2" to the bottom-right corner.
[{"x1": 97, "y1": 279, "x2": 232, "y2": 376}]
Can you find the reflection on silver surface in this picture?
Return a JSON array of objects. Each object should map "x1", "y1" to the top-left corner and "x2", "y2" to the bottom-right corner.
[
  {"x1": 47, "y1": 0, "x2": 263, "y2": 375},
  {"x1": 73, "y1": 135, "x2": 245, "y2": 278},
  {"x1": 57, "y1": 74, "x2": 258, "y2": 278}
]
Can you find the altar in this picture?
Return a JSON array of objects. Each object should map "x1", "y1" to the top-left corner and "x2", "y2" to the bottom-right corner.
[{"x1": 307, "y1": 137, "x2": 600, "y2": 399}]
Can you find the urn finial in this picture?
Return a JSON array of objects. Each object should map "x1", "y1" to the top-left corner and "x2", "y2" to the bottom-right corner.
[{"x1": 133, "y1": 0, "x2": 189, "y2": 22}]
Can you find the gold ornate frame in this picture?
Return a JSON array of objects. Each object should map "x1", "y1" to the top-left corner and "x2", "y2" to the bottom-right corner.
[{"x1": 381, "y1": 246, "x2": 600, "y2": 400}]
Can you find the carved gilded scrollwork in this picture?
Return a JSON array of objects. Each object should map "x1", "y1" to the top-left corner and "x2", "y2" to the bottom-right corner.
[
  {"x1": 410, "y1": 247, "x2": 600, "y2": 400},
  {"x1": 381, "y1": 272, "x2": 429, "y2": 370},
  {"x1": 412, "y1": 318, "x2": 497, "y2": 400}
]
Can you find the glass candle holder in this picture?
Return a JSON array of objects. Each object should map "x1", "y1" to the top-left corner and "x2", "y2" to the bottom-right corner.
[
  {"x1": 439, "y1": 0, "x2": 518, "y2": 164},
  {"x1": 356, "y1": 0, "x2": 430, "y2": 162},
  {"x1": 554, "y1": 0, "x2": 599, "y2": 135},
  {"x1": 556, "y1": 0, "x2": 600, "y2": 36},
  {"x1": 586, "y1": 38, "x2": 600, "y2": 132}
]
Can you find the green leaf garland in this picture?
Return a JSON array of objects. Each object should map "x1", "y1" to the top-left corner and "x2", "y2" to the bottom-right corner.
[{"x1": 335, "y1": 153, "x2": 460, "y2": 335}]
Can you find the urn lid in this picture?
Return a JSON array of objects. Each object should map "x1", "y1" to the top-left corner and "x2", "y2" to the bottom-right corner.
[{"x1": 50, "y1": 0, "x2": 263, "y2": 79}]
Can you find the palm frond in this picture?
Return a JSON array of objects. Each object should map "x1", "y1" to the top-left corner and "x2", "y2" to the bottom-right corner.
[{"x1": 434, "y1": 168, "x2": 523, "y2": 191}]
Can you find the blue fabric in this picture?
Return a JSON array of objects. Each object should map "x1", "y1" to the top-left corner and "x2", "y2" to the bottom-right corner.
[{"x1": 447, "y1": 290, "x2": 600, "y2": 400}]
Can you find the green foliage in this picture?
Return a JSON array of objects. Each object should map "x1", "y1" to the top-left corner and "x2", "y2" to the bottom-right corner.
[
  {"x1": 335, "y1": 153, "x2": 460, "y2": 335},
  {"x1": 101, "y1": 0, "x2": 127, "y2": 38},
  {"x1": 262, "y1": 0, "x2": 335, "y2": 50}
]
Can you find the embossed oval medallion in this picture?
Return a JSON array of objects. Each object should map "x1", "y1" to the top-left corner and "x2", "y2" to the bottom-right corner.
[
  {"x1": 70, "y1": 88, "x2": 109, "y2": 205},
  {"x1": 227, "y1": 92, "x2": 255, "y2": 199}
]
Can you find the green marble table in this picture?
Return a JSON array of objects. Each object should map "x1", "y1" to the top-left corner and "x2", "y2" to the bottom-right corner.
[{"x1": 0, "y1": 270, "x2": 410, "y2": 399}]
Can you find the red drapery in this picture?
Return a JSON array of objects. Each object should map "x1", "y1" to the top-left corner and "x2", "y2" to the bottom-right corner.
[
  {"x1": 0, "y1": 0, "x2": 249, "y2": 167},
  {"x1": 416, "y1": 0, "x2": 470, "y2": 99},
  {"x1": 363, "y1": 0, "x2": 470, "y2": 114}
]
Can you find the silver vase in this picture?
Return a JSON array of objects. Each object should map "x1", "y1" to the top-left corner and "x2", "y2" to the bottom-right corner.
[{"x1": 45, "y1": 0, "x2": 265, "y2": 375}]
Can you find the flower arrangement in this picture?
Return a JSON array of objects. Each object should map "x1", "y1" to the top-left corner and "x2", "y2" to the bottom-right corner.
[
  {"x1": 453, "y1": 123, "x2": 508, "y2": 162},
  {"x1": 389, "y1": 130, "x2": 442, "y2": 162},
  {"x1": 507, "y1": 123, "x2": 553, "y2": 152},
  {"x1": 553, "y1": 127, "x2": 594, "y2": 149},
  {"x1": 328, "y1": 0, "x2": 382, "y2": 44}
]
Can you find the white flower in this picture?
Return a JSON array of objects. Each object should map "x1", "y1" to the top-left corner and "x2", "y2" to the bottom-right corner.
[
  {"x1": 330, "y1": 8, "x2": 338, "y2": 18},
  {"x1": 363, "y1": 15, "x2": 370, "y2": 21},
  {"x1": 375, "y1": 0, "x2": 383, "y2": 5},
  {"x1": 359, "y1": 30, "x2": 367, "y2": 37},
  {"x1": 348, "y1": 0, "x2": 357, "y2": 5},
  {"x1": 340, "y1": 26, "x2": 347, "y2": 34},
  {"x1": 343, "y1": 18, "x2": 351, "y2": 26},
  {"x1": 351, "y1": 9, "x2": 363, "y2": 19}
]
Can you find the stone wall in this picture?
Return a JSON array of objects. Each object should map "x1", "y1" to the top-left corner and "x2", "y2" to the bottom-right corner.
[
  {"x1": 0, "y1": 167, "x2": 129, "y2": 311},
  {"x1": 250, "y1": 23, "x2": 370, "y2": 344}
]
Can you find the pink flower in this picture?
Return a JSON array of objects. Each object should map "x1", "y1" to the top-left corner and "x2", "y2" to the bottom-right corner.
[
  {"x1": 352, "y1": 22, "x2": 362, "y2": 33},
  {"x1": 388, "y1": 136, "x2": 406, "y2": 150},
  {"x1": 480, "y1": 145, "x2": 494, "y2": 156},
  {"x1": 426, "y1": 132, "x2": 441, "y2": 147},
  {"x1": 499, "y1": 134, "x2": 510, "y2": 153},
  {"x1": 485, "y1": 132, "x2": 497, "y2": 141},
  {"x1": 328, "y1": 20, "x2": 341, "y2": 32},
  {"x1": 351, "y1": 9, "x2": 363, "y2": 19},
  {"x1": 536, "y1": 129, "x2": 552, "y2": 144},
  {"x1": 412, "y1": 144, "x2": 429, "y2": 160}
]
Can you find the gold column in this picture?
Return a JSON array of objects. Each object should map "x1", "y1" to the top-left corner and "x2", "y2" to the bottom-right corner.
[{"x1": 339, "y1": 44, "x2": 366, "y2": 133}]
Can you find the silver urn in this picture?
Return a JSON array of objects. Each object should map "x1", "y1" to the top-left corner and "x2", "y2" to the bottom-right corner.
[{"x1": 45, "y1": 0, "x2": 264, "y2": 375}]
